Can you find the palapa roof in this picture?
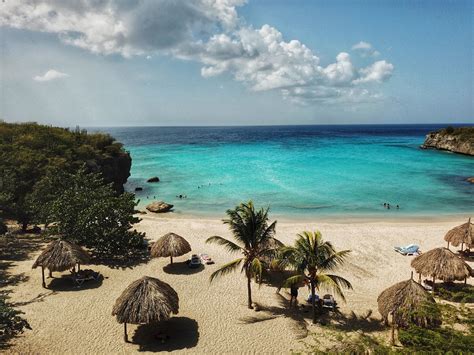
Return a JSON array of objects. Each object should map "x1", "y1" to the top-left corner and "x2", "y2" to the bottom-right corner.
[
  {"x1": 112, "y1": 276, "x2": 179, "y2": 324},
  {"x1": 150, "y1": 232, "x2": 191, "y2": 258},
  {"x1": 444, "y1": 218, "x2": 474, "y2": 248},
  {"x1": 377, "y1": 278, "x2": 439, "y2": 328},
  {"x1": 32, "y1": 239, "x2": 90, "y2": 272},
  {"x1": 411, "y1": 247, "x2": 472, "y2": 282}
]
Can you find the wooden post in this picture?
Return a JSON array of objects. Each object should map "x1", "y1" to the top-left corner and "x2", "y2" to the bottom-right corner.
[
  {"x1": 48, "y1": 269, "x2": 53, "y2": 278},
  {"x1": 418, "y1": 272, "x2": 422, "y2": 284},
  {"x1": 78, "y1": 262, "x2": 81, "y2": 271},
  {"x1": 461, "y1": 242, "x2": 464, "y2": 252},
  {"x1": 170, "y1": 256, "x2": 173, "y2": 264},
  {"x1": 41, "y1": 266, "x2": 46, "y2": 288},
  {"x1": 447, "y1": 241, "x2": 450, "y2": 249},
  {"x1": 124, "y1": 322, "x2": 128, "y2": 342},
  {"x1": 390, "y1": 312, "x2": 395, "y2": 345},
  {"x1": 432, "y1": 275, "x2": 436, "y2": 294}
]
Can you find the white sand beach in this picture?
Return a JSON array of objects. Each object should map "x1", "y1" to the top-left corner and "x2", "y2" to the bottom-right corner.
[{"x1": 5, "y1": 214, "x2": 474, "y2": 354}]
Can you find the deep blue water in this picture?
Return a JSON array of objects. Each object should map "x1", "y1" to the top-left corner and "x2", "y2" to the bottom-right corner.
[{"x1": 96, "y1": 124, "x2": 474, "y2": 218}]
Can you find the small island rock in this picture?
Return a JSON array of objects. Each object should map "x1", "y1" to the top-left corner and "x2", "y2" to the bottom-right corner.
[
  {"x1": 135, "y1": 187, "x2": 143, "y2": 191},
  {"x1": 147, "y1": 176, "x2": 160, "y2": 183},
  {"x1": 146, "y1": 201, "x2": 173, "y2": 213}
]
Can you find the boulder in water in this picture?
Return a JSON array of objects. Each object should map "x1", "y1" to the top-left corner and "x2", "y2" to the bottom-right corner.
[
  {"x1": 467, "y1": 177, "x2": 474, "y2": 184},
  {"x1": 146, "y1": 201, "x2": 173, "y2": 213},
  {"x1": 147, "y1": 176, "x2": 160, "y2": 183},
  {"x1": 135, "y1": 187, "x2": 143, "y2": 191}
]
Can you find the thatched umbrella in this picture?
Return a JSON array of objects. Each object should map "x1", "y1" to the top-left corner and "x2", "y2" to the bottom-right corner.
[
  {"x1": 411, "y1": 247, "x2": 472, "y2": 289},
  {"x1": 32, "y1": 239, "x2": 90, "y2": 288},
  {"x1": 150, "y1": 232, "x2": 191, "y2": 264},
  {"x1": 112, "y1": 276, "x2": 179, "y2": 342},
  {"x1": 377, "y1": 274, "x2": 440, "y2": 344},
  {"x1": 444, "y1": 217, "x2": 473, "y2": 250}
]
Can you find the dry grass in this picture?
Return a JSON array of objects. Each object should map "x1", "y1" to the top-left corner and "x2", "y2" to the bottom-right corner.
[
  {"x1": 150, "y1": 232, "x2": 191, "y2": 259},
  {"x1": 411, "y1": 247, "x2": 472, "y2": 282},
  {"x1": 112, "y1": 276, "x2": 179, "y2": 324},
  {"x1": 377, "y1": 278, "x2": 438, "y2": 328},
  {"x1": 32, "y1": 239, "x2": 90, "y2": 272},
  {"x1": 444, "y1": 218, "x2": 474, "y2": 248}
]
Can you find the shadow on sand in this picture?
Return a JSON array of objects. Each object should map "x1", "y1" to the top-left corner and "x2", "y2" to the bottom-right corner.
[
  {"x1": 132, "y1": 317, "x2": 199, "y2": 352},
  {"x1": 46, "y1": 274, "x2": 104, "y2": 291},
  {"x1": 163, "y1": 262, "x2": 204, "y2": 275}
]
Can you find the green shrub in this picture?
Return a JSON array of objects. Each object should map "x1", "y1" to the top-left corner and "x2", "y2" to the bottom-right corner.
[
  {"x1": 0, "y1": 219, "x2": 6, "y2": 235},
  {"x1": 399, "y1": 325, "x2": 474, "y2": 353},
  {"x1": 435, "y1": 283, "x2": 474, "y2": 304},
  {"x1": 0, "y1": 294, "x2": 30, "y2": 343}
]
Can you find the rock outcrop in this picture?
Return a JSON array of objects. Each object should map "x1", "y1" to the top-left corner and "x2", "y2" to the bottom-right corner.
[
  {"x1": 467, "y1": 177, "x2": 474, "y2": 184},
  {"x1": 421, "y1": 127, "x2": 474, "y2": 156},
  {"x1": 146, "y1": 201, "x2": 173, "y2": 213},
  {"x1": 147, "y1": 176, "x2": 160, "y2": 183}
]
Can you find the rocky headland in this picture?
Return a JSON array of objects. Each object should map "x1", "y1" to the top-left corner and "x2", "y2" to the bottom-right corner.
[{"x1": 421, "y1": 126, "x2": 474, "y2": 156}]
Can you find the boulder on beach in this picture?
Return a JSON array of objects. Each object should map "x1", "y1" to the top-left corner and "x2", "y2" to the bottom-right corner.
[
  {"x1": 147, "y1": 176, "x2": 160, "y2": 183},
  {"x1": 146, "y1": 201, "x2": 173, "y2": 213}
]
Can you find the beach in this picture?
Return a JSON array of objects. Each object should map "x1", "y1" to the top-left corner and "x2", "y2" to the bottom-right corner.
[{"x1": 5, "y1": 214, "x2": 473, "y2": 354}]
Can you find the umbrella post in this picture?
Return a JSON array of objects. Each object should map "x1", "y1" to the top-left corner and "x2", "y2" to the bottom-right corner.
[
  {"x1": 390, "y1": 312, "x2": 396, "y2": 345},
  {"x1": 78, "y1": 262, "x2": 81, "y2": 271},
  {"x1": 418, "y1": 273, "x2": 422, "y2": 284},
  {"x1": 461, "y1": 242, "x2": 464, "y2": 252},
  {"x1": 432, "y1": 275, "x2": 435, "y2": 294},
  {"x1": 124, "y1": 322, "x2": 128, "y2": 342},
  {"x1": 447, "y1": 241, "x2": 449, "y2": 249},
  {"x1": 170, "y1": 256, "x2": 173, "y2": 264},
  {"x1": 41, "y1": 266, "x2": 46, "y2": 288}
]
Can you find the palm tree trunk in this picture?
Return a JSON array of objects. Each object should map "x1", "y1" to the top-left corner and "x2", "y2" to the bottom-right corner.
[
  {"x1": 311, "y1": 280, "x2": 317, "y2": 324},
  {"x1": 247, "y1": 274, "x2": 253, "y2": 309}
]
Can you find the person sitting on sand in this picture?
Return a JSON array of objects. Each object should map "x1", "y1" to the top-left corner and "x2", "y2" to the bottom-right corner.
[{"x1": 289, "y1": 285, "x2": 298, "y2": 308}]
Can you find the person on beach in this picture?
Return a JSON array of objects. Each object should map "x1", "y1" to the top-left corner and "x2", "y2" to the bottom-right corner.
[{"x1": 289, "y1": 285, "x2": 298, "y2": 308}]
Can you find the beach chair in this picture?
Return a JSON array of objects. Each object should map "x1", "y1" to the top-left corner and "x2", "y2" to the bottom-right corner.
[
  {"x1": 394, "y1": 244, "x2": 420, "y2": 256},
  {"x1": 200, "y1": 253, "x2": 214, "y2": 264},
  {"x1": 322, "y1": 294, "x2": 337, "y2": 310},
  {"x1": 73, "y1": 270, "x2": 101, "y2": 286}
]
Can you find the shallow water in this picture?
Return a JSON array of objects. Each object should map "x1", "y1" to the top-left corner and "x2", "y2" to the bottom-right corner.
[{"x1": 98, "y1": 125, "x2": 474, "y2": 219}]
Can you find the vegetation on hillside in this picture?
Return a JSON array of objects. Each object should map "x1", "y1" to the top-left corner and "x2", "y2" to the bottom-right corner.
[
  {"x1": 0, "y1": 293, "x2": 30, "y2": 346},
  {"x1": 0, "y1": 121, "x2": 131, "y2": 230}
]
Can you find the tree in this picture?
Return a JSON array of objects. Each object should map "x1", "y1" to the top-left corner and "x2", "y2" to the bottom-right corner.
[
  {"x1": 46, "y1": 168, "x2": 145, "y2": 258},
  {"x1": 0, "y1": 121, "x2": 132, "y2": 230},
  {"x1": 279, "y1": 231, "x2": 352, "y2": 324},
  {"x1": 206, "y1": 201, "x2": 281, "y2": 309}
]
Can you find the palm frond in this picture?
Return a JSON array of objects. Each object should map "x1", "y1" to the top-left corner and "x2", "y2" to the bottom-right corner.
[
  {"x1": 319, "y1": 249, "x2": 352, "y2": 271},
  {"x1": 209, "y1": 258, "x2": 244, "y2": 282},
  {"x1": 249, "y1": 257, "x2": 264, "y2": 280},
  {"x1": 282, "y1": 274, "x2": 305, "y2": 288},
  {"x1": 206, "y1": 235, "x2": 243, "y2": 253},
  {"x1": 315, "y1": 274, "x2": 352, "y2": 301}
]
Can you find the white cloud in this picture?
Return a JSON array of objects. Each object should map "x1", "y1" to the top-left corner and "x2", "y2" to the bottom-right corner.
[
  {"x1": 354, "y1": 60, "x2": 394, "y2": 84},
  {"x1": 352, "y1": 41, "x2": 380, "y2": 57},
  {"x1": 3, "y1": 1, "x2": 394, "y2": 105},
  {"x1": 33, "y1": 69, "x2": 69, "y2": 82}
]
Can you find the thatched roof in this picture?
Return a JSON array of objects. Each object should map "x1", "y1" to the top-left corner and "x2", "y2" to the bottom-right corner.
[
  {"x1": 150, "y1": 232, "x2": 191, "y2": 258},
  {"x1": 411, "y1": 247, "x2": 472, "y2": 282},
  {"x1": 377, "y1": 278, "x2": 439, "y2": 328},
  {"x1": 112, "y1": 276, "x2": 179, "y2": 324},
  {"x1": 32, "y1": 239, "x2": 90, "y2": 272},
  {"x1": 444, "y1": 218, "x2": 474, "y2": 248}
]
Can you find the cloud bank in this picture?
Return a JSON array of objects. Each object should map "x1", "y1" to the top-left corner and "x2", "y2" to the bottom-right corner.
[
  {"x1": 33, "y1": 69, "x2": 69, "y2": 82},
  {"x1": 2, "y1": 0, "x2": 394, "y2": 105}
]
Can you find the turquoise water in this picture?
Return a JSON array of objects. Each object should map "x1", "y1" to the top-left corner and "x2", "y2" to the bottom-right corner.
[{"x1": 101, "y1": 125, "x2": 474, "y2": 219}]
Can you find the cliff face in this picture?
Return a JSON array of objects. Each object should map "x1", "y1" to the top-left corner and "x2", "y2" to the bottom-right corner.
[
  {"x1": 421, "y1": 127, "x2": 474, "y2": 156},
  {"x1": 86, "y1": 151, "x2": 132, "y2": 194}
]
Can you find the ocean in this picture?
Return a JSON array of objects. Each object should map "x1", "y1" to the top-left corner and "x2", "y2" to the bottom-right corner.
[{"x1": 98, "y1": 124, "x2": 474, "y2": 219}]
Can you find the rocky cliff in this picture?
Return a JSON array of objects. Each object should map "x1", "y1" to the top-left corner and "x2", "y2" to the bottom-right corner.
[{"x1": 421, "y1": 127, "x2": 474, "y2": 156}]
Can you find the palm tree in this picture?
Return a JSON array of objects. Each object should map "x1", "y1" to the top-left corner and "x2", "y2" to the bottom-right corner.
[
  {"x1": 206, "y1": 201, "x2": 281, "y2": 309},
  {"x1": 279, "y1": 231, "x2": 352, "y2": 324}
]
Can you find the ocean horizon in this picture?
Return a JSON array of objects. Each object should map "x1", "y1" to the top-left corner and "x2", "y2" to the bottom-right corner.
[{"x1": 96, "y1": 124, "x2": 474, "y2": 219}]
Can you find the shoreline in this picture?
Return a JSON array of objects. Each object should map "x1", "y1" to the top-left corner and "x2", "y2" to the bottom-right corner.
[{"x1": 137, "y1": 210, "x2": 474, "y2": 225}]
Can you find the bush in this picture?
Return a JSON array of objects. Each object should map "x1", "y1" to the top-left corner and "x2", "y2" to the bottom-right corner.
[
  {"x1": 0, "y1": 293, "x2": 30, "y2": 343},
  {"x1": 435, "y1": 283, "x2": 474, "y2": 304},
  {"x1": 399, "y1": 325, "x2": 474, "y2": 353},
  {"x1": 445, "y1": 126, "x2": 455, "y2": 134}
]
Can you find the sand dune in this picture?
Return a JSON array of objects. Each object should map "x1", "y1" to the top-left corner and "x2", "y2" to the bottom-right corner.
[{"x1": 5, "y1": 215, "x2": 473, "y2": 354}]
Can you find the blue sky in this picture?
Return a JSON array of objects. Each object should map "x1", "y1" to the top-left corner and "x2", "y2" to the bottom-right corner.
[{"x1": 0, "y1": 0, "x2": 472, "y2": 126}]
